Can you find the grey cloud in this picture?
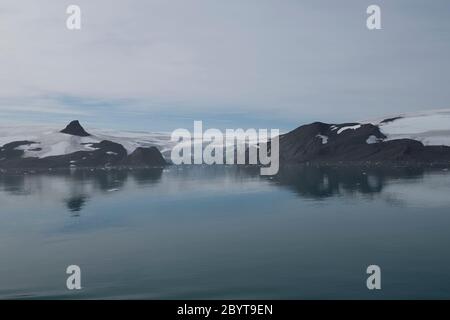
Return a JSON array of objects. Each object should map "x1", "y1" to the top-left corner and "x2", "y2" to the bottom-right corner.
[{"x1": 0, "y1": 0, "x2": 449, "y2": 127}]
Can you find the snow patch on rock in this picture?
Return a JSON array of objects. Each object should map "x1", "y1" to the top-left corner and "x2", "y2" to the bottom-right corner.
[
  {"x1": 366, "y1": 135, "x2": 383, "y2": 144},
  {"x1": 316, "y1": 134, "x2": 328, "y2": 144},
  {"x1": 337, "y1": 125, "x2": 361, "y2": 134}
]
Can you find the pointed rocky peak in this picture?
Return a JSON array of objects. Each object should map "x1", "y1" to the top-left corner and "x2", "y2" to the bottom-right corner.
[{"x1": 60, "y1": 120, "x2": 91, "y2": 137}]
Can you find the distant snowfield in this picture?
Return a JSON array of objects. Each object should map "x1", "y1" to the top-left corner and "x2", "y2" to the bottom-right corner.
[
  {"x1": 372, "y1": 109, "x2": 450, "y2": 147},
  {"x1": 0, "y1": 123, "x2": 275, "y2": 160}
]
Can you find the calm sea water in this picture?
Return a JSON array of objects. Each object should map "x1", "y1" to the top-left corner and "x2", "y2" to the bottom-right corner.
[{"x1": 1, "y1": 165, "x2": 450, "y2": 299}]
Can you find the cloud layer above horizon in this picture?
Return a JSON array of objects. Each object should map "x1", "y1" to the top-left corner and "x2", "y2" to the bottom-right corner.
[{"x1": 1, "y1": 0, "x2": 449, "y2": 130}]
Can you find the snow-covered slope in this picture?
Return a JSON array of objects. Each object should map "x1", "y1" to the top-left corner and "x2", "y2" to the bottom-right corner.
[
  {"x1": 0, "y1": 122, "x2": 274, "y2": 162},
  {"x1": 369, "y1": 109, "x2": 450, "y2": 147},
  {"x1": 0, "y1": 125, "x2": 172, "y2": 159}
]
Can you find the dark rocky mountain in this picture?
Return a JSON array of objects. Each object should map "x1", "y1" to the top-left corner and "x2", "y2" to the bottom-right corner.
[
  {"x1": 60, "y1": 120, "x2": 91, "y2": 136},
  {"x1": 0, "y1": 121, "x2": 166, "y2": 171},
  {"x1": 127, "y1": 147, "x2": 166, "y2": 167},
  {"x1": 276, "y1": 121, "x2": 450, "y2": 165}
]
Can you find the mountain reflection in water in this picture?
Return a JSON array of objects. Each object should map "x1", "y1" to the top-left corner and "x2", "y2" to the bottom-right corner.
[{"x1": 0, "y1": 165, "x2": 441, "y2": 214}]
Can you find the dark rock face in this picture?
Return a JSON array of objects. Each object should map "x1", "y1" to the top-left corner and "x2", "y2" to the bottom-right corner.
[
  {"x1": 60, "y1": 120, "x2": 91, "y2": 137},
  {"x1": 126, "y1": 147, "x2": 166, "y2": 166},
  {"x1": 0, "y1": 141, "x2": 38, "y2": 160},
  {"x1": 278, "y1": 122, "x2": 450, "y2": 165},
  {"x1": 380, "y1": 116, "x2": 403, "y2": 124}
]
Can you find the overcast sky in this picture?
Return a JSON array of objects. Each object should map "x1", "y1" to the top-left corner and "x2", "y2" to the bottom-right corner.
[{"x1": 1, "y1": 0, "x2": 449, "y2": 131}]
